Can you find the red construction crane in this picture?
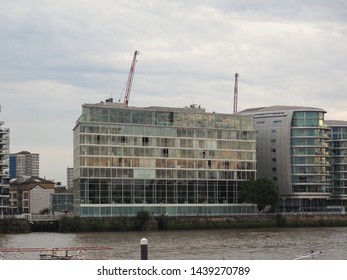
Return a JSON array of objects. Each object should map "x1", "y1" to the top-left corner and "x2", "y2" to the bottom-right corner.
[
  {"x1": 233, "y1": 73, "x2": 239, "y2": 114},
  {"x1": 124, "y1": 50, "x2": 139, "y2": 108}
]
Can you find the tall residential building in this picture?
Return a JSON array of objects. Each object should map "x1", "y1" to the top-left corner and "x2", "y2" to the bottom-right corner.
[
  {"x1": 73, "y1": 100, "x2": 257, "y2": 217},
  {"x1": 0, "y1": 121, "x2": 10, "y2": 217},
  {"x1": 240, "y1": 106, "x2": 331, "y2": 212},
  {"x1": 326, "y1": 120, "x2": 347, "y2": 201},
  {"x1": 67, "y1": 167, "x2": 74, "y2": 190},
  {"x1": 9, "y1": 151, "x2": 39, "y2": 178}
]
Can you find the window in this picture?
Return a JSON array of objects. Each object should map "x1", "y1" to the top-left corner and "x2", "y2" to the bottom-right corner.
[
  {"x1": 162, "y1": 148, "x2": 168, "y2": 157},
  {"x1": 142, "y1": 137, "x2": 149, "y2": 146}
]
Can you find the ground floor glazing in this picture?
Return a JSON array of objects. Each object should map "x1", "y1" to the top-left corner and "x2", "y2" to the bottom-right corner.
[
  {"x1": 77, "y1": 179, "x2": 245, "y2": 205},
  {"x1": 79, "y1": 203, "x2": 258, "y2": 217},
  {"x1": 75, "y1": 178, "x2": 253, "y2": 216}
]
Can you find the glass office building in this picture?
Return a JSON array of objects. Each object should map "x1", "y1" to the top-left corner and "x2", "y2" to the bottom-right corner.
[
  {"x1": 240, "y1": 106, "x2": 331, "y2": 212},
  {"x1": 51, "y1": 192, "x2": 74, "y2": 214},
  {"x1": 73, "y1": 100, "x2": 257, "y2": 216}
]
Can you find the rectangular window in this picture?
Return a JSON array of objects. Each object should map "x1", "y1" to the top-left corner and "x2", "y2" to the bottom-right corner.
[
  {"x1": 162, "y1": 148, "x2": 168, "y2": 157},
  {"x1": 142, "y1": 137, "x2": 149, "y2": 146}
]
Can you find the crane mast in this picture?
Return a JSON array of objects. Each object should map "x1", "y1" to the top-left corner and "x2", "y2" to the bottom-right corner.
[
  {"x1": 124, "y1": 50, "x2": 139, "y2": 108},
  {"x1": 233, "y1": 73, "x2": 239, "y2": 114}
]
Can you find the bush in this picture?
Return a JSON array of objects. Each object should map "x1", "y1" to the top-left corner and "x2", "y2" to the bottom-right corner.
[
  {"x1": 39, "y1": 208, "x2": 50, "y2": 214},
  {"x1": 276, "y1": 214, "x2": 287, "y2": 226},
  {"x1": 59, "y1": 215, "x2": 82, "y2": 232},
  {"x1": 134, "y1": 211, "x2": 151, "y2": 231}
]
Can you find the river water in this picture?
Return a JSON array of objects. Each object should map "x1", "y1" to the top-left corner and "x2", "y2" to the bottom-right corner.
[{"x1": 1, "y1": 227, "x2": 347, "y2": 260}]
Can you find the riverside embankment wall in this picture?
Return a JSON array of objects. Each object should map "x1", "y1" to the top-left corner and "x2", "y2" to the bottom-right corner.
[
  {"x1": 1, "y1": 214, "x2": 347, "y2": 233},
  {"x1": 156, "y1": 213, "x2": 347, "y2": 230}
]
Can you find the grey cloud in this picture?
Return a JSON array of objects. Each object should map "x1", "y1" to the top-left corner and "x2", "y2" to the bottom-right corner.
[{"x1": 1, "y1": 0, "x2": 347, "y2": 183}]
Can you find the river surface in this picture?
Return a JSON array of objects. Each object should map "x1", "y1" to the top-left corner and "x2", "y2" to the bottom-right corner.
[{"x1": 1, "y1": 227, "x2": 347, "y2": 260}]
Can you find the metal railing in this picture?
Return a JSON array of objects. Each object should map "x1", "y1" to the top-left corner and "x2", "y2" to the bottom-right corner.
[{"x1": 28, "y1": 214, "x2": 64, "y2": 222}]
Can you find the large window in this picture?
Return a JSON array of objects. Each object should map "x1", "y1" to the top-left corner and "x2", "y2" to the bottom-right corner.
[{"x1": 292, "y1": 111, "x2": 324, "y2": 127}]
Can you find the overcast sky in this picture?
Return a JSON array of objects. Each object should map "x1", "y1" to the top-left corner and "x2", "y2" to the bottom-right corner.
[{"x1": 1, "y1": 0, "x2": 347, "y2": 184}]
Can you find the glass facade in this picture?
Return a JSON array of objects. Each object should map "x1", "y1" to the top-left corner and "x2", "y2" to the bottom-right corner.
[
  {"x1": 240, "y1": 106, "x2": 331, "y2": 212},
  {"x1": 73, "y1": 102, "x2": 257, "y2": 216},
  {"x1": 327, "y1": 122, "x2": 347, "y2": 198},
  {"x1": 291, "y1": 111, "x2": 330, "y2": 194},
  {"x1": 51, "y1": 193, "x2": 74, "y2": 213}
]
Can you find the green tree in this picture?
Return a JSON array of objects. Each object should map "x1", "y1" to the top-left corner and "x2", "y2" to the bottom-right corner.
[{"x1": 240, "y1": 178, "x2": 279, "y2": 212}]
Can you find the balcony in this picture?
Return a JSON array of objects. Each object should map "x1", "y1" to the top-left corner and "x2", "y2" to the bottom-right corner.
[
  {"x1": 0, "y1": 149, "x2": 9, "y2": 155},
  {"x1": 0, "y1": 128, "x2": 10, "y2": 134}
]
